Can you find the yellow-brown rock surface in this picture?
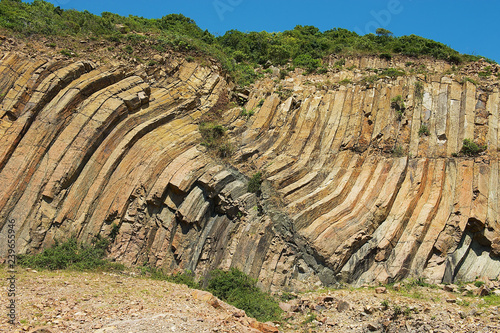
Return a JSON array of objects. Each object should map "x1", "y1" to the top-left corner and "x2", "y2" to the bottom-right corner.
[{"x1": 1, "y1": 48, "x2": 499, "y2": 289}]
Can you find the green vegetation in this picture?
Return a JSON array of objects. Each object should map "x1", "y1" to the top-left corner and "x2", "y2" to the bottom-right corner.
[
  {"x1": 419, "y1": 124, "x2": 430, "y2": 136},
  {"x1": 391, "y1": 95, "x2": 406, "y2": 118},
  {"x1": 474, "y1": 281, "x2": 485, "y2": 288},
  {"x1": 459, "y1": 138, "x2": 487, "y2": 156},
  {"x1": 414, "y1": 81, "x2": 424, "y2": 101},
  {"x1": 302, "y1": 313, "x2": 317, "y2": 324},
  {"x1": 247, "y1": 171, "x2": 262, "y2": 194},
  {"x1": 0, "y1": 0, "x2": 493, "y2": 87},
  {"x1": 199, "y1": 122, "x2": 232, "y2": 158},
  {"x1": 478, "y1": 66, "x2": 492, "y2": 78},
  {"x1": 59, "y1": 49, "x2": 76, "y2": 57},
  {"x1": 16, "y1": 238, "x2": 282, "y2": 322},
  {"x1": 141, "y1": 266, "x2": 199, "y2": 289},
  {"x1": 206, "y1": 268, "x2": 282, "y2": 322},
  {"x1": 17, "y1": 236, "x2": 123, "y2": 271},
  {"x1": 380, "y1": 67, "x2": 406, "y2": 78},
  {"x1": 480, "y1": 294, "x2": 500, "y2": 308},
  {"x1": 392, "y1": 145, "x2": 405, "y2": 157},
  {"x1": 239, "y1": 107, "x2": 255, "y2": 119},
  {"x1": 461, "y1": 77, "x2": 478, "y2": 85}
]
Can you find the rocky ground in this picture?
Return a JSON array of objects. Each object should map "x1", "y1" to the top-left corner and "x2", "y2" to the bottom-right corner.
[{"x1": 1, "y1": 266, "x2": 499, "y2": 333}]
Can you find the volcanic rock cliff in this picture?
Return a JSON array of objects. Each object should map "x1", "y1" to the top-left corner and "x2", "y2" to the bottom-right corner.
[{"x1": 1, "y1": 44, "x2": 499, "y2": 290}]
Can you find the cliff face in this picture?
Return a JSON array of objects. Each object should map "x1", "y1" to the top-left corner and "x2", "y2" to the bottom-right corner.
[{"x1": 1, "y1": 48, "x2": 499, "y2": 290}]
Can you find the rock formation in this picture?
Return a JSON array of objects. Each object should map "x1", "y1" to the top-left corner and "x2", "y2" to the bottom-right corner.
[{"x1": 0, "y1": 48, "x2": 499, "y2": 290}]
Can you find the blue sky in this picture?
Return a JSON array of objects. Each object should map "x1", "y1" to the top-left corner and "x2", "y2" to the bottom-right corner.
[{"x1": 43, "y1": 0, "x2": 499, "y2": 62}]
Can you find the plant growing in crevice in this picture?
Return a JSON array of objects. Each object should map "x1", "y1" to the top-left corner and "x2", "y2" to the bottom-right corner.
[
  {"x1": 461, "y1": 77, "x2": 478, "y2": 85},
  {"x1": 391, "y1": 95, "x2": 406, "y2": 118},
  {"x1": 339, "y1": 78, "x2": 352, "y2": 85},
  {"x1": 199, "y1": 122, "x2": 233, "y2": 158},
  {"x1": 458, "y1": 138, "x2": 487, "y2": 156},
  {"x1": 239, "y1": 107, "x2": 255, "y2": 120},
  {"x1": 109, "y1": 223, "x2": 120, "y2": 242},
  {"x1": 247, "y1": 171, "x2": 262, "y2": 194},
  {"x1": 392, "y1": 145, "x2": 405, "y2": 157},
  {"x1": 380, "y1": 68, "x2": 405, "y2": 78},
  {"x1": 414, "y1": 81, "x2": 424, "y2": 101},
  {"x1": 418, "y1": 124, "x2": 430, "y2": 136}
]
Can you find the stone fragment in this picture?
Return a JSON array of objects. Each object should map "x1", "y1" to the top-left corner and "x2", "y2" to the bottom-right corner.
[
  {"x1": 337, "y1": 300, "x2": 350, "y2": 312},
  {"x1": 443, "y1": 284, "x2": 458, "y2": 292},
  {"x1": 474, "y1": 285, "x2": 491, "y2": 296},
  {"x1": 248, "y1": 319, "x2": 279, "y2": 333}
]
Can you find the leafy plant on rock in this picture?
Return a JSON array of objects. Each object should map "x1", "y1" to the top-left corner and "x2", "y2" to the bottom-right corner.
[
  {"x1": 199, "y1": 122, "x2": 233, "y2": 158},
  {"x1": 391, "y1": 95, "x2": 406, "y2": 118},
  {"x1": 459, "y1": 138, "x2": 487, "y2": 156},
  {"x1": 247, "y1": 172, "x2": 262, "y2": 194},
  {"x1": 206, "y1": 268, "x2": 282, "y2": 322}
]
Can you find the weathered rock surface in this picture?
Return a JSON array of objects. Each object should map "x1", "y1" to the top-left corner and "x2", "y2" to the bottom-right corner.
[{"x1": 0, "y1": 45, "x2": 499, "y2": 288}]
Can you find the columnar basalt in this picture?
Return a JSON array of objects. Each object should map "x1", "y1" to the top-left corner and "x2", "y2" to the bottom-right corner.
[{"x1": 0, "y1": 49, "x2": 499, "y2": 289}]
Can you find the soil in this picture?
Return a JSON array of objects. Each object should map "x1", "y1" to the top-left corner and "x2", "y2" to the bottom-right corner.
[{"x1": 1, "y1": 267, "x2": 499, "y2": 333}]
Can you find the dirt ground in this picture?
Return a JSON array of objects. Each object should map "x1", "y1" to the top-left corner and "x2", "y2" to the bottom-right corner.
[{"x1": 1, "y1": 267, "x2": 499, "y2": 333}]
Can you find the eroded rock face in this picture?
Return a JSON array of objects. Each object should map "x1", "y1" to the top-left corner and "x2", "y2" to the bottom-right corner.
[
  {"x1": 0, "y1": 49, "x2": 499, "y2": 289},
  {"x1": 225, "y1": 58, "x2": 500, "y2": 286}
]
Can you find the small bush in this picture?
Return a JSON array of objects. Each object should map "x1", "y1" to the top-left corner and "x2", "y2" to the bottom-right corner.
[
  {"x1": 461, "y1": 77, "x2": 478, "y2": 85},
  {"x1": 392, "y1": 145, "x2": 405, "y2": 157},
  {"x1": 293, "y1": 54, "x2": 321, "y2": 73},
  {"x1": 60, "y1": 49, "x2": 75, "y2": 57},
  {"x1": 459, "y1": 138, "x2": 487, "y2": 156},
  {"x1": 339, "y1": 78, "x2": 352, "y2": 85},
  {"x1": 317, "y1": 66, "x2": 328, "y2": 74},
  {"x1": 391, "y1": 95, "x2": 406, "y2": 118},
  {"x1": 418, "y1": 125, "x2": 430, "y2": 136},
  {"x1": 478, "y1": 66, "x2": 492, "y2": 79},
  {"x1": 240, "y1": 108, "x2": 255, "y2": 119},
  {"x1": 109, "y1": 223, "x2": 120, "y2": 242},
  {"x1": 17, "y1": 236, "x2": 122, "y2": 271},
  {"x1": 392, "y1": 305, "x2": 402, "y2": 317},
  {"x1": 279, "y1": 69, "x2": 288, "y2": 80},
  {"x1": 124, "y1": 45, "x2": 134, "y2": 54},
  {"x1": 474, "y1": 281, "x2": 485, "y2": 288},
  {"x1": 414, "y1": 81, "x2": 424, "y2": 101},
  {"x1": 199, "y1": 122, "x2": 232, "y2": 158},
  {"x1": 207, "y1": 268, "x2": 282, "y2": 322},
  {"x1": 380, "y1": 68, "x2": 405, "y2": 78},
  {"x1": 247, "y1": 172, "x2": 262, "y2": 194},
  {"x1": 361, "y1": 75, "x2": 379, "y2": 85},
  {"x1": 334, "y1": 59, "x2": 345, "y2": 68},
  {"x1": 257, "y1": 99, "x2": 265, "y2": 107}
]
